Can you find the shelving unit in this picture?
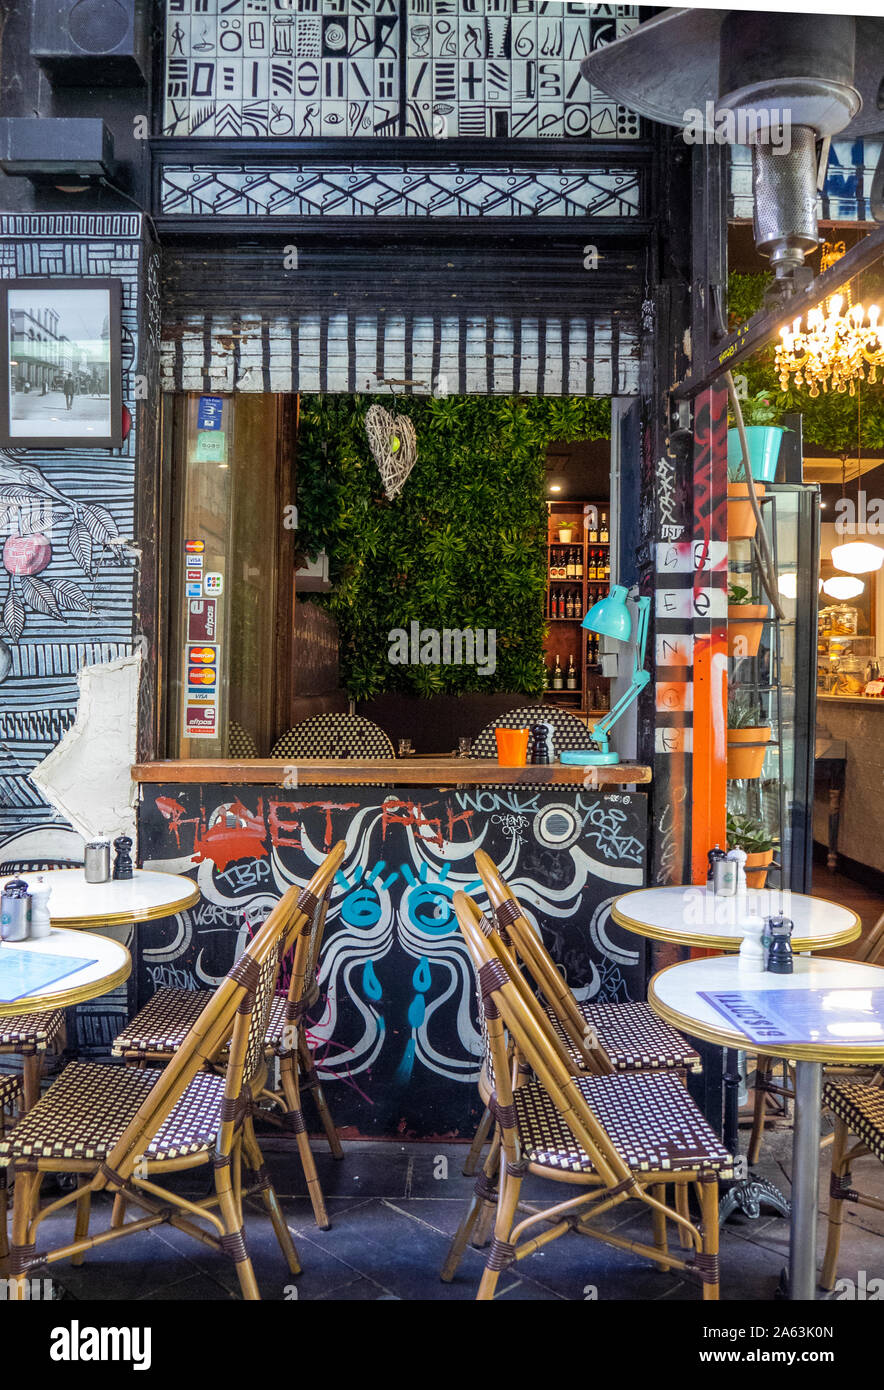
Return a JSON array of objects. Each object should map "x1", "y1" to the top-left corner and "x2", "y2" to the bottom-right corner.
[{"x1": 543, "y1": 500, "x2": 611, "y2": 715}]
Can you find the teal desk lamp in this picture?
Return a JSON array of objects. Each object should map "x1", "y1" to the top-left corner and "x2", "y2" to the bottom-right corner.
[{"x1": 560, "y1": 585, "x2": 651, "y2": 767}]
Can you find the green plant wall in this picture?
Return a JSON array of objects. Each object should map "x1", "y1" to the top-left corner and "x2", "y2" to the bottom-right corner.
[
  {"x1": 296, "y1": 394, "x2": 611, "y2": 700},
  {"x1": 728, "y1": 271, "x2": 884, "y2": 452}
]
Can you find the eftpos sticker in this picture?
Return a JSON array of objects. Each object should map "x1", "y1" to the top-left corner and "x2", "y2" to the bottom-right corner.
[
  {"x1": 204, "y1": 572, "x2": 223, "y2": 595},
  {"x1": 197, "y1": 396, "x2": 224, "y2": 431},
  {"x1": 184, "y1": 703, "x2": 217, "y2": 739},
  {"x1": 186, "y1": 568, "x2": 203, "y2": 582},
  {"x1": 187, "y1": 600, "x2": 217, "y2": 643}
]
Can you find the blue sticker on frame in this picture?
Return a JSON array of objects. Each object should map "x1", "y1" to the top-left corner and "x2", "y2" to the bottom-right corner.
[{"x1": 197, "y1": 396, "x2": 224, "y2": 430}]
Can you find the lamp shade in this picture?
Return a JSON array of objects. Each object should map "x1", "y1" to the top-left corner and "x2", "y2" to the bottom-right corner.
[
  {"x1": 581, "y1": 584, "x2": 633, "y2": 642},
  {"x1": 823, "y1": 575, "x2": 865, "y2": 600},
  {"x1": 830, "y1": 541, "x2": 884, "y2": 575}
]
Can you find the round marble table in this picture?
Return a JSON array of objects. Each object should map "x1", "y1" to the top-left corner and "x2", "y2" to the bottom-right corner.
[
  {"x1": 0, "y1": 869, "x2": 199, "y2": 931},
  {"x1": 649, "y1": 954, "x2": 884, "y2": 1301},
  {"x1": 0, "y1": 927, "x2": 131, "y2": 1019},
  {"x1": 611, "y1": 885, "x2": 861, "y2": 954}
]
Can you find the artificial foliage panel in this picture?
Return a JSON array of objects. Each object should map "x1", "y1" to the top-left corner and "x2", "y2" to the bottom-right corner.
[{"x1": 296, "y1": 393, "x2": 610, "y2": 699}]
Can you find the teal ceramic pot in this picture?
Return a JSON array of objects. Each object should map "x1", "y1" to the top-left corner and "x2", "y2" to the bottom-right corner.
[{"x1": 727, "y1": 426, "x2": 784, "y2": 483}]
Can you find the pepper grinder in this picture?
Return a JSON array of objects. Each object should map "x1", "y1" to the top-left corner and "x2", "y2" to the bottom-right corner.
[
  {"x1": 112, "y1": 835, "x2": 134, "y2": 881},
  {"x1": 28, "y1": 875, "x2": 52, "y2": 939},
  {"x1": 530, "y1": 722, "x2": 554, "y2": 765},
  {"x1": 766, "y1": 915, "x2": 794, "y2": 974}
]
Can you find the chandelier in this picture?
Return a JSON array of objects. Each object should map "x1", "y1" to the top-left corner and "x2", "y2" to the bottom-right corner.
[{"x1": 775, "y1": 242, "x2": 884, "y2": 397}]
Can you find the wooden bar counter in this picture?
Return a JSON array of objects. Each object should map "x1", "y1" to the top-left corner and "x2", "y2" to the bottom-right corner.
[{"x1": 132, "y1": 757, "x2": 652, "y2": 787}]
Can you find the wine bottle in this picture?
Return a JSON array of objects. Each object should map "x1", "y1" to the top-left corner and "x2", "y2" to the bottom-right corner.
[
  {"x1": 600, "y1": 512, "x2": 609, "y2": 544},
  {"x1": 602, "y1": 553, "x2": 610, "y2": 582},
  {"x1": 566, "y1": 656, "x2": 577, "y2": 690},
  {"x1": 553, "y1": 656, "x2": 563, "y2": 690},
  {"x1": 589, "y1": 515, "x2": 599, "y2": 544},
  {"x1": 575, "y1": 548, "x2": 584, "y2": 579}
]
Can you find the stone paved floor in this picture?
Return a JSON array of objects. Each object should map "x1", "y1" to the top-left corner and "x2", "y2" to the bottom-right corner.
[{"x1": 23, "y1": 1117, "x2": 884, "y2": 1303}]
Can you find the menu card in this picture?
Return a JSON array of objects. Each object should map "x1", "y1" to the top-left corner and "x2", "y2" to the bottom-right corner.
[
  {"x1": 700, "y1": 987, "x2": 884, "y2": 1048},
  {"x1": 0, "y1": 948, "x2": 95, "y2": 1003}
]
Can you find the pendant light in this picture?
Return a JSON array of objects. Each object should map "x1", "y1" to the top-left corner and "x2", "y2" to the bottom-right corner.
[
  {"x1": 823, "y1": 575, "x2": 865, "y2": 599},
  {"x1": 830, "y1": 384, "x2": 884, "y2": 574}
]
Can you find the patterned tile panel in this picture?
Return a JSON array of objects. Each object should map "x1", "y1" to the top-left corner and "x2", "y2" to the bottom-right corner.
[
  {"x1": 729, "y1": 139, "x2": 884, "y2": 223},
  {"x1": 163, "y1": 0, "x2": 640, "y2": 140},
  {"x1": 160, "y1": 161, "x2": 641, "y2": 215}
]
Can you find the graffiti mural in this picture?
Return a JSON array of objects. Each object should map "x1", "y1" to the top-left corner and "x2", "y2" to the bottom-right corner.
[{"x1": 139, "y1": 782, "x2": 648, "y2": 1136}]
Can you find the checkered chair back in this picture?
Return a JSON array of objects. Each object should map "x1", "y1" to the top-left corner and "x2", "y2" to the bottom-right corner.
[
  {"x1": 271, "y1": 714, "x2": 394, "y2": 759},
  {"x1": 474, "y1": 849, "x2": 614, "y2": 1077},
  {"x1": 454, "y1": 894, "x2": 634, "y2": 1194}
]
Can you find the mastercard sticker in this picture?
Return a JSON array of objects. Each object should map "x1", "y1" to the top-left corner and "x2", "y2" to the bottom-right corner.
[
  {"x1": 185, "y1": 539, "x2": 205, "y2": 554},
  {"x1": 188, "y1": 645, "x2": 217, "y2": 665},
  {"x1": 188, "y1": 666, "x2": 217, "y2": 686}
]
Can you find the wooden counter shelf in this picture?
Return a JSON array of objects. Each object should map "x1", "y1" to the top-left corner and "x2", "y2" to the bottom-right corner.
[{"x1": 131, "y1": 758, "x2": 652, "y2": 788}]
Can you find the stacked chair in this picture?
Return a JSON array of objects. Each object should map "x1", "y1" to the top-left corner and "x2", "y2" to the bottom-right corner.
[
  {"x1": 444, "y1": 893, "x2": 733, "y2": 1300},
  {"x1": 0, "y1": 878, "x2": 317, "y2": 1299},
  {"x1": 111, "y1": 842, "x2": 346, "y2": 1230},
  {"x1": 462, "y1": 850, "x2": 700, "y2": 1176}
]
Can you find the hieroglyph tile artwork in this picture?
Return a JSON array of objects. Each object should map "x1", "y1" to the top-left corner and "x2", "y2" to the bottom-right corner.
[{"x1": 163, "y1": 0, "x2": 641, "y2": 140}]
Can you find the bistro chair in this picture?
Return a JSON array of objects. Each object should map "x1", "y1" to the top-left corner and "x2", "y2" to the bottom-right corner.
[
  {"x1": 443, "y1": 893, "x2": 732, "y2": 1300},
  {"x1": 469, "y1": 706, "x2": 596, "y2": 760},
  {"x1": 820, "y1": 1074, "x2": 884, "y2": 1292},
  {"x1": 111, "y1": 841, "x2": 346, "y2": 1230},
  {"x1": 271, "y1": 713, "x2": 394, "y2": 760},
  {"x1": 0, "y1": 885, "x2": 303, "y2": 1301},
  {"x1": 0, "y1": 858, "x2": 81, "y2": 1113},
  {"x1": 462, "y1": 849, "x2": 700, "y2": 1176},
  {"x1": 748, "y1": 908, "x2": 884, "y2": 1164},
  {"x1": 228, "y1": 721, "x2": 259, "y2": 758}
]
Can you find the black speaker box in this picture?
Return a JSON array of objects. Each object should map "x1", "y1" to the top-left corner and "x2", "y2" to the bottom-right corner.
[{"x1": 31, "y1": 0, "x2": 147, "y2": 87}]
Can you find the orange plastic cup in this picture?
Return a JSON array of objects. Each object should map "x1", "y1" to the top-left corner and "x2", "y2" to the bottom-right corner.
[{"x1": 495, "y1": 727, "x2": 530, "y2": 767}]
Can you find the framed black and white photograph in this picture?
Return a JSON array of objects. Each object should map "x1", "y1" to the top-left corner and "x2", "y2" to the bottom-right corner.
[{"x1": 0, "y1": 278, "x2": 123, "y2": 448}]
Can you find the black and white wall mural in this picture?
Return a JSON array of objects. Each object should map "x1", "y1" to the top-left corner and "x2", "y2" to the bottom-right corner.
[
  {"x1": 0, "y1": 214, "x2": 145, "y2": 854},
  {"x1": 163, "y1": 0, "x2": 641, "y2": 142}
]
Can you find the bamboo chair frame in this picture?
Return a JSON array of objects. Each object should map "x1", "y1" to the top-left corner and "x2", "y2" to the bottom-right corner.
[
  {"x1": 4, "y1": 884, "x2": 306, "y2": 1301},
  {"x1": 748, "y1": 909, "x2": 884, "y2": 1164},
  {"x1": 115, "y1": 842, "x2": 346, "y2": 1230},
  {"x1": 443, "y1": 893, "x2": 724, "y2": 1301}
]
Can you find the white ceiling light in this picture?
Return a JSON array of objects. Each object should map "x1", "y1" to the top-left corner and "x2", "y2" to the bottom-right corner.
[
  {"x1": 777, "y1": 573, "x2": 797, "y2": 598},
  {"x1": 830, "y1": 541, "x2": 884, "y2": 574},
  {"x1": 823, "y1": 575, "x2": 865, "y2": 599}
]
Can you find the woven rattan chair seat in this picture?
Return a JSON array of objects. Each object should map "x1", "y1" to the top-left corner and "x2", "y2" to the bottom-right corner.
[
  {"x1": 513, "y1": 1070, "x2": 734, "y2": 1176},
  {"x1": 0, "y1": 1072, "x2": 21, "y2": 1106},
  {"x1": 0, "y1": 1062, "x2": 227, "y2": 1165},
  {"x1": 823, "y1": 1080, "x2": 884, "y2": 1164},
  {"x1": 0, "y1": 1010, "x2": 64, "y2": 1054},
  {"x1": 112, "y1": 989, "x2": 289, "y2": 1058},
  {"x1": 557, "y1": 1001, "x2": 701, "y2": 1073}
]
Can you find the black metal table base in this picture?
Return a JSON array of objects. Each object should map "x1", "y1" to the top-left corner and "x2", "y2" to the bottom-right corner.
[{"x1": 719, "y1": 1175, "x2": 792, "y2": 1224}]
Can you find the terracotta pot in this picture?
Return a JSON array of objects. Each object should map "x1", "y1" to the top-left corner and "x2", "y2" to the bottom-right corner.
[
  {"x1": 727, "y1": 603, "x2": 768, "y2": 660},
  {"x1": 727, "y1": 725, "x2": 771, "y2": 780},
  {"x1": 744, "y1": 849, "x2": 774, "y2": 888},
  {"x1": 728, "y1": 482, "x2": 766, "y2": 541}
]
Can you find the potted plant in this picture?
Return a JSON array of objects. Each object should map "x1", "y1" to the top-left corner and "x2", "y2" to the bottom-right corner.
[
  {"x1": 727, "y1": 692, "x2": 771, "y2": 780},
  {"x1": 727, "y1": 582, "x2": 769, "y2": 661},
  {"x1": 727, "y1": 455, "x2": 765, "y2": 541},
  {"x1": 558, "y1": 525, "x2": 574, "y2": 543},
  {"x1": 726, "y1": 811, "x2": 779, "y2": 888},
  {"x1": 727, "y1": 390, "x2": 788, "y2": 483}
]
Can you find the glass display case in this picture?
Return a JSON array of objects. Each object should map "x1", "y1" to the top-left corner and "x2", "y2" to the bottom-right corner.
[{"x1": 727, "y1": 483, "x2": 820, "y2": 893}]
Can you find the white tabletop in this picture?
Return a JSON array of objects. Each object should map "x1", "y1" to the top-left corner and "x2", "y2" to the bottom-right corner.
[
  {"x1": 0, "y1": 869, "x2": 199, "y2": 930},
  {"x1": 649, "y1": 955, "x2": 884, "y2": 1064},
  {"x1": 612, "y1": 885, "x2": 860, "y2": 953},
  {"x1": 0, "y1": 927, "x2": 131, "y2": 1018}
]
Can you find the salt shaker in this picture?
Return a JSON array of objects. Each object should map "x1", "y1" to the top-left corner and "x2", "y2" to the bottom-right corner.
[
  {"x1": 28, "y1": 875, "x2": 52, "y2": 939},
  {"x1": 727, "y1": 847, "x2": 748, "y2": 895},
  {"x1": 112, "y1": 835, "x2": 134, "y2": 881},
  {"x1": 738, "y1": 913, "x2": 766, "y2": 969},
  {"x1": 712, "y1": 856, "x2": 736, "y2": 896}
]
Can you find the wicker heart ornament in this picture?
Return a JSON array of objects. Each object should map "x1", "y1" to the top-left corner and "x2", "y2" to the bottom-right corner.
[{"x1": 365, "y1": 404, "x2": 418, "y2": 500}]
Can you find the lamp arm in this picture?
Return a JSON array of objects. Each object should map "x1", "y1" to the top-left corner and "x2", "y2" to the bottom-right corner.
[
  {"x1": 591, "y1": 669, "x2": 651, "y2": 748},
  {"x1": 632, "y1": 594, "x2": 651, "y2": 676}
]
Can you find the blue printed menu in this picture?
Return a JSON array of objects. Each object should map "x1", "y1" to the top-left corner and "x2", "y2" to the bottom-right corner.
[
  {"x1": 700, "y1": 988, "x2": 884, "y2": 1048},
  {"x1": 0, "y1": 948, "x2": 95, "y2": 1003}
]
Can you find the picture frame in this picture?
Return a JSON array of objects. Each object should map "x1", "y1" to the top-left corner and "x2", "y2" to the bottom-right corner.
[{"x1": 0, "y1": 277, "x2": 123, "y2": 449}]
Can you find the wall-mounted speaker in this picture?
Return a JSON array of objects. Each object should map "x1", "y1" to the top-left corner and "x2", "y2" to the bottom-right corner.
[{"x1": 32, "y1": 0, "x2": 147, "y2": 87}]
